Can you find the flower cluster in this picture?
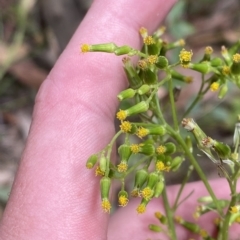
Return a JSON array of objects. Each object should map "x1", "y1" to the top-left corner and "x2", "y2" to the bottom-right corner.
[{"x1": 82, "y1": 27, "x2": 240, "y2": 239}]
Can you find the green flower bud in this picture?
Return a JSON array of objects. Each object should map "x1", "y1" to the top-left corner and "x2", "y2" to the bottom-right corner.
[
  {"x1": 218, "y1": 84, "x2": 228, "y2": 99},
  {"x1": 86, "y1": 154, "x2": 98, "y2": 169},
  {"x1": 114, "y1": 45, "x2": 132, "y2": 55},
  {"x1": 143, "y1": 68, "x2": 157, "y2": 85},
  {"x1": 175, "y1": 216, "x2": 200, "y2": 234},
  {"x1": 88, "y1": 42, "x2": 117, "y2": 53},
  {"x1": 100, "y1": 177, "x2": 111, "y2": 199},
  {"x1": 117, "y1": 88, "x2": 136, "y2": 101},
  {"x1": 210, "y1": 57, "x2": 223, "y2": 67},
  {"x1": 148, "y1": 42, "x2": 161, "y2": 55},
  {"x1": 171, "y1": 156, "x2": 184, "y2": 171},
  {"x1": 200, "y1": 46, "x2": 213, "y2": 62},
  {"x1": 148, "y1": 224, "x2": 162, "y2": 232},
  {"x1": 147, "y1": 126, "x2": 166, "y2": 136},
  {"x1": 188, "y1": 62, "x2": 210, "y2": 74},
  {"x1": 213, "y1": 141, "x2": 231, "y2": 160},
  {"x1": 143, "y1": 143, "x2": 156, "y2": 156},
  {"x1": 99, "y1": 156, "x2": 107, "y2": 172},
  {"x1": 170, "y1": 69, "x2": 193, "y2": 83},
  {"x1": 133, "y1": 169, "x2": 148, "y2": 188},
  {"x1": 122, "y1": 57, "x2": 143, "y2": 89},
  {"x1": 146, "y1": 171, "x2": 159, "y2": 189},
  {"x1": 185, "y1": 135, "x2": 193, "y2": 153},
  {"x1": 153, "y1": 180, "x2": 164, "y2": 198},
  {"x1": 164, "y1": 142, "x2": 176, "y2": 155},
  {"x1": 137, "y1": 84, "x2": 150, "y2": 95},
  {"x1": 125, "y1": 101, "x2": 149, "y2": 117},
  {"x1": 155, "y1": 56, "x2": 168, "y2": 69},
  {"x1": 155, "y1": 212, "x2": 168, "y2": 224},
  {"x1": 118, "y1": 144, "x2": 132, "y2": 161}
]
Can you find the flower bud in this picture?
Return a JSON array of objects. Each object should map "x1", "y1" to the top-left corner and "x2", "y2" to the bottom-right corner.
[
  {"x1": 210, "y1": 57, "x2": 223, "y2": 67},
  {"x1": 221, "y1": 46, "x2": 231, "y2": 64},
  {"x1": 143, "y1": 68, "x2": 158, "y2": 85},
  {"x1": 201, "y1": 46, "x2": 213, "y2": 61},
  {"x1": 86, "y1": 154, "x2": 98, "y2": 169},
  {"x1": 153, "y1": 180, "x2": 164, "y2": 198},
  {"x1": 148, "y1": 224, "x2": 162, "y2": 232},
  {"x1": 125, "y1": 101, "x2": 149, "y2": 118},
  {"x1": 117, "y1": 88, "x2": 136, "y2": 101},
  {"x1": 185, "y1": 135, "x2": 193, "y2": 153},
  {"x1": 146, "y1": 171, "x2": 159, "y2": 189},
  {"x1": 188, "y1": 62, "x2": 210, "y2": 74},
  {"x1": 137, "y1": 84, "x2": 151, "y2": 95},
  {"x1": 122, "y1": 57, "x2": 143, "y2": 89},
  {"x1": 164, "y1": 142, "x2": 176, "y2": 155},
  {"x1": 100, "y1": 177, "x2": 111, "y2": 200},
  {"x1": 218, "y1": 84, "x2": 228, "y2": 99},
  {"x1": 133, "y1": 169, "x2": 148, "y2": 189},
  {"x1": 155, "y1": 56, "x2": 168, "y2": 69},
  {"x1": 114, "y1": 45, "x2": 132, "y2": 55},
  {"x1": 174, "y1": 216, "x2": 200, "y2": 233},
  {"x1": 148, "y1": 42, "x2": 161, "y2": 55},
  {"x1": 155, "y1": 212, "x2": 168, "y2": 224},
  {"x1": 86, "y1": 42, "x2": 117, "y2": 53},
  {"x1": 118, "y1": 144, "x2": 131, "y2": 161},
  {"x1": 136, "y1": 198, "x2": 150, "y2": 214},
  {"x1": 99, "y1": 155, "x2": 107, "y2": 172},
  {"x1": 171, "y1": 156, "x2": 184, "y2": 171}
]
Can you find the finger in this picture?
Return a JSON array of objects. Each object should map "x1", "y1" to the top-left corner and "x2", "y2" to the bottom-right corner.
[
  {"x1": 0, "y1": 0, "x2": 176, "y2": 239},
  {"x1": 108, "y1": 179, "x2": 240, "y2": 240}
]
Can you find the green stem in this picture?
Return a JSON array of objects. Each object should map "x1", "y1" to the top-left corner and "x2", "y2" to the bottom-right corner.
[
  {"x1": 162, "y1": 185, "x2": 177, "y2": 240},
  {"x1": 182, "y1": 74, "x2": 205, "y2": 118},
  {"x1": 168, "y1": 75, "x2": 179, "y2": 131},
  {"x1": 173, "y1": 165, "x2": 194, "y2": 211},
  {"x1": 220, "y1": 192, "x2": 237, "y2": 240},
  {"x1": 166, "y1": 125, "x2": 223, "y2": 216},
  {"x1": 105, "y1": 130, "x2": 122, "y2": 176}
]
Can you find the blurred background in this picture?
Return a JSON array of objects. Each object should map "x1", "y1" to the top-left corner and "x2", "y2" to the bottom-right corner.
[{"x1": 0, "y1": 0, "x2": 240, "y2": 217}]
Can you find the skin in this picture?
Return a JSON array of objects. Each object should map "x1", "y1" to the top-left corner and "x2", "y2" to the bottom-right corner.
[{"x1": 0, "y1": 0, "x2": 239, "y2": 239}]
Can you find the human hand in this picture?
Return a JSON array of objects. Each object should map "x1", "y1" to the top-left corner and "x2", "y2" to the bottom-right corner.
[{"x1": 0, "y1": 1, "x2": 239, "y2": 239}]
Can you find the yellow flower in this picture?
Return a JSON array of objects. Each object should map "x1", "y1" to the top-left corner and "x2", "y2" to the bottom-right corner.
[
  {"x1": 156, "y1": 145, "x2": 166, "y2": 154},
  {"x1": 210, "y1": 82, "x2": 220, "y2": 92},
  {"x1": 179, "y1": 49, "x2": 193, "y2": 68},
  {"x1": 233, "y1": 53, "x2": 240, "y2": 63},
  {"x1": 131, "y1": 188, "x2": 140, "y2": 198},
  {"x1": 116, "y1": 109, "x2": 127, "y2": 121},
  {"x1": 95, "y1": 165, "x2": 105, "y2": 176},
  {"x1": 101, "y1": 198, "x2": 111, "y2": 213},
  {"x1": 144, "y1": 36, "x2": 155, "y2": 45},
  {"x1": 80, "y1": 44, "x2": 90, "y2": 53},
  {"x1": 222, "y1": 66, "x2": 231, "y2": 75},
  {"x1": 117, "y1": 161, "x2": 128, "y2": 173},
  {"x1": 147, "y1": 55, "x2": 158, "y2": 64},
  {"x1": 136, "y1": 204, "x2": 146, "y2": 214},
  {"x1": 136, "y1": 127, "x2": 148, "y2": 138},
  {"x1": 120, "y1": 121, "x2": 132, "y2": 133},
  {"x1": 130, "y1": 144, "x2": 140, "y2": 154},
  {"x1": 141, "y1": 187, "x2": 153, "y2": 200},
  {"x1": 155, "y1": 161, "x2": 166, "y2": 172},
  {"x1": 118, "y1": 195, "x2": 129, "y2": 207},
  {"x1": 230, "y1": 205, "x2": 239, "y2": 214}
]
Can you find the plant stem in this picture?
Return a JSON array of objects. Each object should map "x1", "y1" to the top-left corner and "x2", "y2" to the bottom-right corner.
[
  {"x1": 162, "y1": 186, "x2": 177, "y2": 240},
  {"x1": 168, "y1": 75, "x2": 179, "y2": 131},
  {"x1": 182, "y1": 74, "x2": 205, "y2": 118},
  {"x1": 167, "y1": 125, "x2": 223, "y2": 216}
]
